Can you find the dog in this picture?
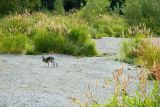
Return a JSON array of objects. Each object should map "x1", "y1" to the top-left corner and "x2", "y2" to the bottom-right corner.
[{"x1": 42, "y1": 55, "x2": 58, "y2": 67}]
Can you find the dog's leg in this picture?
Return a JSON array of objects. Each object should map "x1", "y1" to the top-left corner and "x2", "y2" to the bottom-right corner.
[
  {"x1": 51, "y1": 61, "x2": 55, "y2": 68},
  {"x1": 53, "y1": 61, "x2": 58, "y2": 67}
]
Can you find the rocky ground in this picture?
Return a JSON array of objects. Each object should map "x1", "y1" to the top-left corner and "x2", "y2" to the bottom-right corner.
[{"x1": 0, "y1": 37, "x2": 139, "y2": 107}]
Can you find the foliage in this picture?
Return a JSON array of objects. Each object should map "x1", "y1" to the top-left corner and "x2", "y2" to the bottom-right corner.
[
  {"x1": 68, "y1": 27, "x2": 90, "y2": 44},
  {"x1": 81, "y1": 0, "x2": 108, "y2": 22},
  {"x1": 54, "y1": 0, "x2": 65, "y2": 15},
  {"x1": 91, "y1": 15, "x2": 128, "y2": 38},
  {"x1": 109, "y1": 0, "x2": 125, "y2": 15},
  {"x1": 33, "y1": 30, "x2": 66, "y2": 53},
  {"x1": 0, "y1": 13, "x2": 33, "y2": 36},
  {"x1": 0, "y1": 12, "x2": 98, "y2": 56},
  {"x1": 96, "y1": 81, "x2": 160, "y2": 107},
  {"x1": 33, "y1": 27, "x2": 97, "y2": 56},
  {"x1": 120, "y1": 24, "x2": 157, "y2": 63},
  {"x1": 0, "y1": 0, "x2": 41, "y2": 17},
  {"x1": 120, "y1": 26, "x2": 160, "y2": 79},
  {"x1": 125, "y1": 0, "x2": 160, "y2": 35},
  {"x1": 63, "y1": 0, "x2": 86, "y2": 11},
  {"x1": 136, "y1": 39, "x2": 160, "y2": 80},
  {"x1": 0, "y1": 33, "x2": 28, "y2": 54},
  {"x1": 72, "y1": 66, "x2": 160, "y2": 107}
]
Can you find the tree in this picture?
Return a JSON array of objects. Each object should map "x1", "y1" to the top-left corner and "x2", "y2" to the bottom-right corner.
[
  {"x1": 109, "y1": 0, "x2": 125, "y2": 15},
  {"x1": 54, "y1": 0, "x2": 65, "y2": 14}
]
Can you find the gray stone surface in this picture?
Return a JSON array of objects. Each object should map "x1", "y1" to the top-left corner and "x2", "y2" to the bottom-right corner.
[{"x1": 0, "y1": 37, "x2": 138, "y2": 107}]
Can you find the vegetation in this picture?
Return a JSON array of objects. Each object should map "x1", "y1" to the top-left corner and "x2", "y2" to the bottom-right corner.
[
  {"x1": 0, "y1": 12, "x2": 98, "y2": 56},
  {"x1": 125, "y1": 0, "x2": 160, "y2": 35},
  {"x1": 71, "y1": 66, "x2": 160, "y2": 107},
  {"x1": 120, "y1": 24, "x2": 160, "y2": 80},
  {"x1": 0, "y1": 0, "x2": 130, "y2": 55},
  {"x1": 96, "y1": 69, "x2": 160, "y2": 107},
  {"x1": 0, "y1": 0, "x2": 160, "y2": 106}
]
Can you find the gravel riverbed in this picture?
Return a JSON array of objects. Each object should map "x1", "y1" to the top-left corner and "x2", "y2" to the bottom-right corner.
[{"x1": 0, "y1": 37, "x2": 139, "y2": 107}]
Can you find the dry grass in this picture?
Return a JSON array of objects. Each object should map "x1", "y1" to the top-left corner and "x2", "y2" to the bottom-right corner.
[{"x1": 70, "y1": 65, "x2": 160, "y2": 107}]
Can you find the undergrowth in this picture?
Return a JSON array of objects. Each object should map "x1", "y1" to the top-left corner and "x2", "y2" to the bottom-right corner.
[
  {"x1": 120, "y1": 24, "x2": 160, "y2": 79},
  {"x1": 70, "y1": 66, "x2": 160, "y2": 107},
  {"x1": 0, "y1": 12, "x2": 98, "y2": 56}
]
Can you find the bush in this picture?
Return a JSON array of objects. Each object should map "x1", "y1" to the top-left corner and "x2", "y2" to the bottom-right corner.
[
  {"x1": 120, "y1": 36, "x2": 143, "y2": 64},
  {"x1": 136, "y1": 39, "x2": 160, "y2": 80},
  {"x1": 0, "y1": 14, "x2": 33, "y2": 36},
  {"x1": 91, "y1": 15, "x2": 128, "y2": 37},
  {"x1": 120, "y1": 34, "x2": 160, "y2": 79},
  {"x1": 54, "y1": 0, "x2": 65, "y2": 15},
  {"x1": 33, "y1": 30, "x2": 65, "y2": 53},
  {"x1": 120, "y1": 24, "x2": 155, "y2": 63},
  {"x1": 33, "y1": 28, "x2": 98, "y2": 56},
  {"x1": 0, "y1": 33, "x2": 28, "y2": 54},
  {"x1": 81, "y1": 0, "x2": 108, "y2": 22},
  {"x1": 125, "y1": 0, "x2": 160, "y2": 35},
  {"x1": 0, "y1": 12, "x2": 98, "y2": 56},
  {"x1": 0, "y1": 0, "x2": 41, "y2": 17},
  {"x1": 68, "y1": 27, "x2": 90, "y2": 44},
  {"x1": 79, "y1": 41, "x2": 97, "y2": 56}
]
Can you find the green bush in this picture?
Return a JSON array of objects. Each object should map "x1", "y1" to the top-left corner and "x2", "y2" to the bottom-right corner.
[
  {"x1": 91, "y1": 15, "x2": 128, "y2": 37},
  {"x1": 33, "y1": 27, "x2": 97, "y2": 56},
  {"x1": 79, "y1": 41, "x2": 97, "y2": 56},
  {"x1": 120, "y1": 36, "x2": 143, "y2": 64},
  {"x1": 54, "y1": 0, "x2": 65, "y2": 15},
  {"x1": 81, "y1": 0, "x2": 108, "y2": 22},
  {"x1": 94, "y1": 81, "x2": 160, "y2": 107},
  {"x1": 125, "y1": 0, "x2": 160, "y2": 35},
  {"x1": 0, "y1": 33, "x2": 28, "y2": 54},
  {"x1": 0, "y1": 15, "x2": 33, "y2": 36},
  {"x1": 68, "y1": 27, "x2": 90, "y2": 44},
  {"x1": 33, "y1": 30, "x2": 66, "y2": 53},
  {"x1": 120, "y1": 24, "x2": 156, "y2": 63},
  {"x1": 0, "y1": 12, "x2": 98, "y2": 56},
  {"x1": 0, "y1": 0, "x2": 41, "y2": 17}
]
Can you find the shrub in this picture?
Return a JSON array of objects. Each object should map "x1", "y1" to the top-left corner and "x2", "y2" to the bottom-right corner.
[
  {"x1": 72, "y1": 66, "x2": 160, "y2": 107},
  {"x1": 0, "y1": 12, "x2": 98, "y2": 56},
  {"x1": 0, "y1": 33, "x2": 28, "y2": 54},
  {"x1": 91, "y1": 15, "x2": 128, "y2": 37},
  {"x1": 120, "y1": 36, "x2": 143, "y2": 64},
  {"x1": 33, "y1": 30, "x2": 65, "y2": 53},
  {"x1": 136, "y1": 39, "x2": 160, "y2": 80},
  {"x1": 93, "y1": 72, "x2": 160, "y2": 107},
  {"x1": 81, "y1": 0, "x2": 108, "y2": 22},
  {"x1": 67, "y1": 27, "x2": 98, "y2": 56},
  {"x1": 79, "y1": 41, "x2": 98, "y2": 56},
  {"x1": 54, "y1": 0, "x2": 65, "y2": 15},
  {"x1": 125, "y1": 0, "x2": 160, "y2": 35},
  {"x1": 127, "y1": 23, "x2": 156, "y2": 38},
  {"x1": 0, "y1": 14, "x2": 33, "y2": 36},
  {"x1": 68, "y1": 27, "x2": 90, "y2": 44},
  {"x1": 120, "y1": 35, "x2": 160, "y2": 79}
]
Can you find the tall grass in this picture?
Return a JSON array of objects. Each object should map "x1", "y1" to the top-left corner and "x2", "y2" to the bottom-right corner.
[
  {"x1": 92, "y1": 15, "x2": 128, "y2": 38},
  {"x1": 136, "y1": 39, "x2": 160, "y2": 80},
  {"x1": 71, "y1": 66, "x2": 160, "y2": 107},
  {"x1": 0, "y1": 33, "x2": 28, "y2": 54},
  {"x1": 120, "y1": 25, "x2": 160, "y2": 79},
  {"x1": 0, "y1": 12, "x2": 98, "y2": 56}
]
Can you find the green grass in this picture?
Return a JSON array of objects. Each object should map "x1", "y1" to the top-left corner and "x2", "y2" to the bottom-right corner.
[
  {"x1": 94, "y1": 81, "x2": 160, "y2": 107},
  {"x1": 0, "y1": 33, "x2": 28, "y2": 54},
  {"x1": 120, "y1": 33, "x2": 160, "y2": 79},
  {"x1": 0, "y1": 12, "x2": 98, "y2": 56}
]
